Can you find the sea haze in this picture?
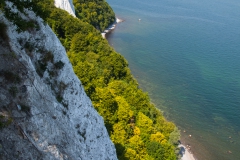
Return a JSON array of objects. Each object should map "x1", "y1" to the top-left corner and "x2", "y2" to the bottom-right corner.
[{"x1": 106, "y1": 0, "x2": 240, "y2": 159}]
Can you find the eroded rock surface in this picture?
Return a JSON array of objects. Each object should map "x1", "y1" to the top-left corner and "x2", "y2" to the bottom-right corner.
[
  {"x1": 0, "y1": 2, "x2": 117, "y2": 160},
  {"x1": 54, "y1": 0, "x2": 76, "y2": 17}
]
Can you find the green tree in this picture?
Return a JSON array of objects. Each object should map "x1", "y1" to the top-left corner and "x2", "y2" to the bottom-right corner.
[
  {"x1": 169, "y1": 127, "x2": 180, "y2": 146},
  {"x1": 73, "y1": 0, "x2": 115, "y2": 31}
]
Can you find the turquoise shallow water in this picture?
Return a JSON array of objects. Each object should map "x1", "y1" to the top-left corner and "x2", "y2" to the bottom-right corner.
[{"x1": 106, "y1": 0, "x2": 240, "y2": 159}]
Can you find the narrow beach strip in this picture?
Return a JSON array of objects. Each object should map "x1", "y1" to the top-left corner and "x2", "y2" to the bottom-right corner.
[
  {"x1": 101, "y1": 17, "x2": 123, "y2": 38},
  {"x1": 179, "y1": 144, "x2": 196, "y2": 160}
]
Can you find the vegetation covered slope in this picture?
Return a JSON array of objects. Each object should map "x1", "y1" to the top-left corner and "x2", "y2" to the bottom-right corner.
[
  {"x1": 73, "y1": 0, "x2": 115, "y2": 32},
  {"x1": 1, "y1": 0, "x2": 180, "y2": 159}
]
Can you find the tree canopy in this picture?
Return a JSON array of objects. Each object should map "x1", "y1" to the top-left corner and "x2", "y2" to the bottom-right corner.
[{"x1": 73, "y1": 0, "x2": 115, "y2": 32}]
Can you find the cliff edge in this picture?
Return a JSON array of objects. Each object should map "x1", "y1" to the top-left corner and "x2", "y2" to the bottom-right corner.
[{"x1": 0, "y1": 1, "x2": 117, "y2": 159}]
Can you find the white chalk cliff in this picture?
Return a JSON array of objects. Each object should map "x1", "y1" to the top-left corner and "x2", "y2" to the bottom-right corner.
[
  {"x1": 0, "y1": 1, "x2": 117, "y2": 159},
  {"x1": 54, "y1": 0, "x2": 76, "y2": 17}
]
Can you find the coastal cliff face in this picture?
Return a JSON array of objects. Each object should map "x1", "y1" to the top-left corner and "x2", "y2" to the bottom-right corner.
[
  {"x1": 54, "y1": 0, "x2": 76, "y2": 16},
  {"x1": 0, "y1": 1, "x2": 117, "y2": 159}
]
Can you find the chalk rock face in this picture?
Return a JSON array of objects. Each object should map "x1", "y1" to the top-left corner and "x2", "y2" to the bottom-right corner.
[
  {"x1": 54, "y1": 0, "x2": 76, "y2": 17},
  {"x1": 0, "y1": 2, "x2": 117, "y2": 160}
]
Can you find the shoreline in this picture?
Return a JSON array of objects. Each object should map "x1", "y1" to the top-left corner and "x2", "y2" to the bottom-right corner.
[
  {"x1": 101, "y1": 17, "x2": 123, "y2": 38},
  {"x1": 179, "y1": 144, "x2": 196, "y2": 160},
  {"x1": 104, "y1": 15, "x2": 197, "y2": 160}
]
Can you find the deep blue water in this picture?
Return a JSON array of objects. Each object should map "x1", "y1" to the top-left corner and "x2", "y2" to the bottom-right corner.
[{"x1": 106, "y1": 0, "x2": 240, "y2": 159}]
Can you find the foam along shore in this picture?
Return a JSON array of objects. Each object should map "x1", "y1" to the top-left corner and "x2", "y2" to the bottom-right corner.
[
  {"x1": 101, "y1": 17, "x2": 123, "y2": 38},
  {"x1": 179, "y1": 144, "x2": 196, "y2": 160}
]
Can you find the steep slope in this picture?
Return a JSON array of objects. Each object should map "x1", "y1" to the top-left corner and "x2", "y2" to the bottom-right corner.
[
  {"x1": 35, "y1": 0, "x2": 180, "y2": 159},
  {"x1": 0, "y1": 1, "x2": 117, "y2": 159}
]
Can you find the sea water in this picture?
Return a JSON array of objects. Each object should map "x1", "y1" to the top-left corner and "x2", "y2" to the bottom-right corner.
[{"x1": 106, "y1": 0, "x2": 240, "y2": 159}]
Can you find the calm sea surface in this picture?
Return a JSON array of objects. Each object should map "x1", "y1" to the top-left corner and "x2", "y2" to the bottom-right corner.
[{"x1": 106, "y1": 0, "x2": 240, "y2": 159}]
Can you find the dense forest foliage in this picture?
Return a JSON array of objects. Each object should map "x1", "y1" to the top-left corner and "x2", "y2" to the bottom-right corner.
[
  {"x1": 1, "y1": 0, "x2": 180, "y2": 159},
  {"x1": 73, "y1": 0, "x2": 115, "y2": 32}
]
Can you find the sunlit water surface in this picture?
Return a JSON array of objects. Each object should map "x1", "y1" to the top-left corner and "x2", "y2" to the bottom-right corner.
[{"x1": 106, "y1": 0, "x2": 240, "y2": 159}]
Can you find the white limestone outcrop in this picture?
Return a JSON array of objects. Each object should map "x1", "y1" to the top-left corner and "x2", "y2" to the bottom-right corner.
[
  {"x1": 54, "y1": 0, "x2": 76, "y2": 17},
  {"x1": 0, "y1": 2, "x2": 117, "y2": 159}
]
